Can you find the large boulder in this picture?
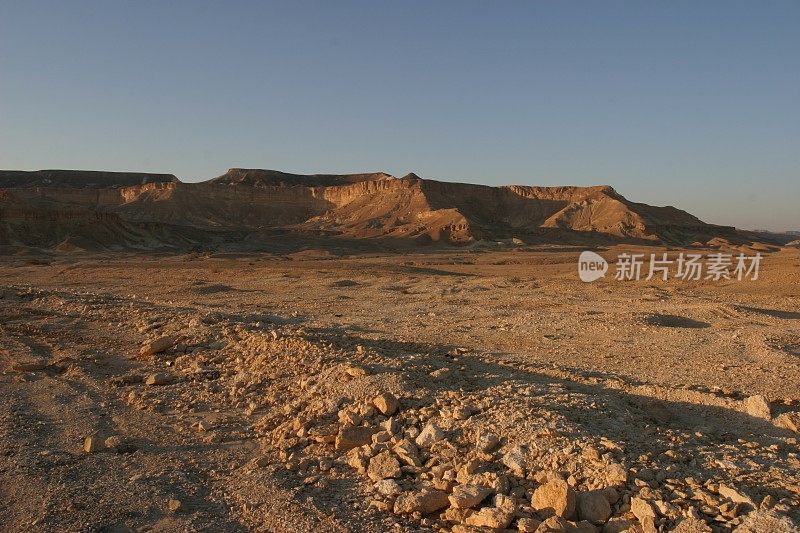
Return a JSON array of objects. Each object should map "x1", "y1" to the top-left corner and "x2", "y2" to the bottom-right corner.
[
  {"x1": 532, "y1": 478, "x2": 576, "y2": 519},
  {"x1": 577, "y1": 490, "x2": 612, "y2": 523},
  {"x1": 393, "y1": 489, "x2": 450, "y2": 515},
  {"x1": 335, "y1": 426, "x2": 378, "y2": 451}
]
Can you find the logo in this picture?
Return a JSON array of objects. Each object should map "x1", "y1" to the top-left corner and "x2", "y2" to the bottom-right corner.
[
  {"x1": 578, "y1": 251, "x2": 608, "y2": 282},
  {"x1": 576, "y1": 251, "x2": 762, "y2": 282}
]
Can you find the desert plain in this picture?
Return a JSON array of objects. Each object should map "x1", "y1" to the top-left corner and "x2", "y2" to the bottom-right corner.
[{"x1": 1, "y1": 244, "x2": 799, "y2": 532}]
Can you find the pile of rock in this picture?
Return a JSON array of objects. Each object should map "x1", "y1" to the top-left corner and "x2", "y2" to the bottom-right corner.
[{"x1": 124, "y1": 320, "x2": 799, "y2": 532}]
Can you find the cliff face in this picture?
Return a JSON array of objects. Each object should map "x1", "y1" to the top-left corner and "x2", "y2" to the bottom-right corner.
[
  {"x1": 305, "y1": 176, "x2": 721, "y2": 244},
  {"x1": 0, "y1": 186, "x2": 214, "y2": 251},
  {"x1": 210, "y1": 168, "x2": 393, "y2": 188},
  {"x1": 0, "y1": 168, "x2": 741, "y2": 250},
  {"x1": 0, "y1": 170, "x2": 178, "y2": 188}
]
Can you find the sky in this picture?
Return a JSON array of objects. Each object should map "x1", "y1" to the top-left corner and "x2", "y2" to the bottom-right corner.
[{"x1": 1, "y1": 1, "x2": 798, "y2": 231}]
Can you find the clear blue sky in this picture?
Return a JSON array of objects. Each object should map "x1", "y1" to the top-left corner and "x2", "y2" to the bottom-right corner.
[{"x1": 1, "y1": 1, "x2": 798, "y2": 230}]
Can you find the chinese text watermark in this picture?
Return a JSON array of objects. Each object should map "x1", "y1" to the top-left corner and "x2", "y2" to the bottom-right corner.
[{"x1": 578, "y1": 251, "x2": 761, "y2": 282}]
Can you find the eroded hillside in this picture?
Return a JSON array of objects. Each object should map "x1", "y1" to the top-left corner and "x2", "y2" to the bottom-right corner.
[{"x1": 0, "y1": 169, "x2": 759, "y2": 251}]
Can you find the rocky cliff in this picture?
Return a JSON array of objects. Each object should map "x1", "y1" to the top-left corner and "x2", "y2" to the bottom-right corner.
[{"x1": 0, "y1": 168, "x2": 748, "y2": 251}]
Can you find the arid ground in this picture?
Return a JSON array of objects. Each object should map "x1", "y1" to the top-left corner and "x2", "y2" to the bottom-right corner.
[{"x1": 1, "y1": 246, "x2": 799, "y2": 532}]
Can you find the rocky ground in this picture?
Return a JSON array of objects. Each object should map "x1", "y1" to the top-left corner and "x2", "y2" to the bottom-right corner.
[{"x1": 1, "y1": 245, "x2": 799, "y2": 532}]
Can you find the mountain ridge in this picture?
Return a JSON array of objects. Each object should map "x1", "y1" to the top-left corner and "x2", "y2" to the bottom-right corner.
[{"x1": 0, "y1": 168, "x2": 782, "y2": 251}]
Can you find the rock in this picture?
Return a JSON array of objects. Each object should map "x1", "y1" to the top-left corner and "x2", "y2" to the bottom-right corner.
[
  {"x1": 374, "y1": 479, "x2": 402, "y2": 497},
  {"x1": 344, "y1": 365, "x2": 368, "y2": 377},
  {"x1": 582, "y1": 445, "x2": 601, "y2": 462},
  {"x1": 453, "y1": 404, "x2": 477, "y2": 420},
  {"x1": 532, "y1": 478, "x2": 576, "y2": 519},
  {"x1": 450, "y1": 526, "x2": 482, "y2": 533},
  {"x1": 492, "y1": 474, "x2": 510, "y2": 495},
  {"x1": 718, "y1": 484, "x2": 755, "y2": 506},
  {"x1": 743, "y1": 395, "x2": 771, "y2": 419},
  {"x1": 415, "y1": 423, "x2": 444, "y2": 447},
  {"x1": 718, "y1": 500, "x2": 743, "y2": 519},
  {"x1": 775, "y1": 412, "x2": 800, "y2": 432},
  {"x1": 442, "y1": 507, "x2": 473, "y2": 523},
  {"x1": 733, "y1": 510, "x2": 798, "y2": 532},
  {"x1": 448, "y1": 484, "x2": 492, "y2": 509},
  {"x1": 571, "y1": 521, "x2": 600, "y2": 533},
  {"x1": 630, "y1": 497, "x2": 655, "y2": 520},
  {"x1": 145, "y1": 373, "x2": 173, "y2": 386},
  {"x1": 464, "y1": 506, "x2": 515, "y2": 529},
  {"x1": 393, "y1": 439, "x2": 422, "y2": 467},
  {"x1": 671, "y1": 518, "x2": 713, "y2": 532},
  {"x1": 501, "y1": 444, "x2": 528, "y2": 476},
  {"x1": 536, "y1": 516, "x2": 571, "y2": 532},
  {"x1": 83, "y1": 435, "x2": 105, "y2": 453},
  {"x1": 542, "y1": 517, "x2": 603, "y2": 532},
  {"x1": 139, "y1": 335, "x2": 179, "y2": 357},
  {"x1": 477, "y1": 432, "x2": 500, "y2": 452},
  {"x1": 382, "y1": 417, "x2": 400, "y2": 434},
  {"x1": 605, "y1": 462, "x2": 628, "y2": 486},
  {"x1": 338, "y1": 409, "x2": 362, "y2": 426},
  {"x1": 461, "y1": 459, "x2": 481, "y2": 476},
  {"x1": 369, "y1": 498, "x2": 391, "y2": 512},
  {"x1": 601, "y1": 517, "x2": 637, "y2": 533},
  {"x1": 494, "y1": 493, "x2": 516, "y2": 511},
  {"x1": 600, "y1": 487, "x2": 619, "y2": 505},
  {"x1": 346, "y1": 446, "x2": 370, "y2": 473},
  {"x1": 516, "y1": 517, "x2": 542, "y2": 532},
  {"x1": 372, "y1": 431, "x2": 391, "y2": 444},
  {"x1": 373, "y1": 393, "x2": 399, "y2": 416},
  {"x1": 167, "y1": 498, "x2": 182, "y2": 512},
  {"x1": 335, "y1": 426, "x2": 378, "y2": 451},
  {"x1": 367, "y1": 450, "x2": 402, "y2": 481},
  {"x1": 630, "y1": 497, "x2": 656, "y2": 533},
  {"x1": 760, "y1": 494, "x2": 776, "y2": 509},
  {"x1": 393, "y1": 489, "x2": 450, "y2": 515},
  {"x1": 577, "y1": 490, "x2": 612, "y2": 524}
]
